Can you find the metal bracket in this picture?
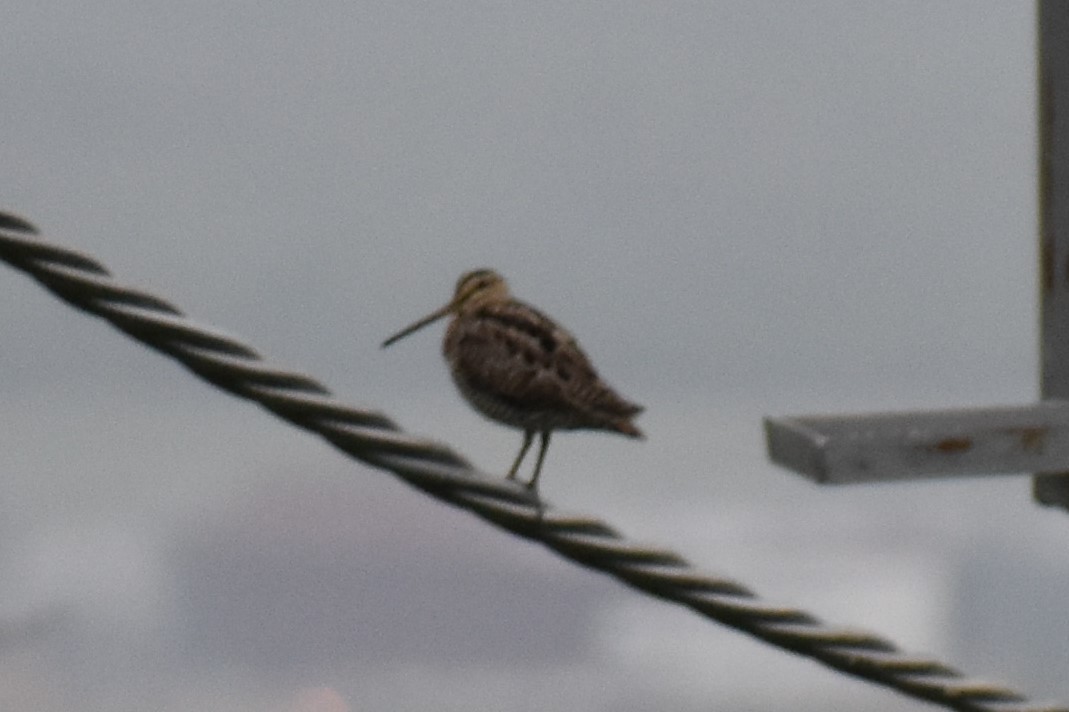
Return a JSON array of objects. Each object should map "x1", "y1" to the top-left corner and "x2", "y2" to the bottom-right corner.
[{"x1": 764, "y1": 3, "x2": 1069, "y2": 510}]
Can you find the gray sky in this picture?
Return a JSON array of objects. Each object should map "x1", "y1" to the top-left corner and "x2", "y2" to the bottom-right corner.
[{"x1": 1, "y1": 3, "x2": 1060, "y2": 711}]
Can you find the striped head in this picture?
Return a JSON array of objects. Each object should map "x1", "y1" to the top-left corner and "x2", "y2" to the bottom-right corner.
[{"x1": 450, "y1": 269, "x2": 510, "y2": 314}]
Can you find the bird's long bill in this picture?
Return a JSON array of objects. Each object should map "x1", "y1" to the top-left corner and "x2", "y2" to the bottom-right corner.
[{"x1": 381, "y1": 303, "x2": 453, "y2": 348}]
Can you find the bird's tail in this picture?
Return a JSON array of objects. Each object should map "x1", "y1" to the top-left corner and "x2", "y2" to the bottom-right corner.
[{"x1": 613, "y1": 418, "x2": 644, "y2": 439}]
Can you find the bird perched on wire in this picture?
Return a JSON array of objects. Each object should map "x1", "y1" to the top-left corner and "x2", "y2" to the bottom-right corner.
[{"x1": 382, "y1": 269, "x2": 644, "y2": 492}]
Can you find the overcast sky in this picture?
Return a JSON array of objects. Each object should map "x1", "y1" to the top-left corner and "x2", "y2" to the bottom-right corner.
[{"x1": 1, "y1": 3, "x2": 1063, "y2": 711}]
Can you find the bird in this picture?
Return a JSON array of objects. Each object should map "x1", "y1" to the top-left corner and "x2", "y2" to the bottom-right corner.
[{"x1": 381, "y1": 269, "x2": 643, "y2": 491}]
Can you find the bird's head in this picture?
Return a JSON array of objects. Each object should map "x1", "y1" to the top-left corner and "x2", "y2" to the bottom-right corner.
[{"x1": 381, "y1": 268, "x2": 510, "y2": 347}]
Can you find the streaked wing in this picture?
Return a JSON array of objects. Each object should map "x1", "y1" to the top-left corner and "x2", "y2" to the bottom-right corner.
[
  {"x1": 452, "y1": 301, "x2": 586, "y2": 413},
  {"x1": 450, "y1": 300, "x2": 640, "y2": 426}
]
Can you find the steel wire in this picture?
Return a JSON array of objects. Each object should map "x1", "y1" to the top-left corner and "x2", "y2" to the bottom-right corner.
[{"x1": 0, "y1": 210, "x2": 1063, "y2": 712}]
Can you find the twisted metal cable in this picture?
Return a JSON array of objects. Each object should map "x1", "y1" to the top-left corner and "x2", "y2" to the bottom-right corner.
[{"x1": 0, "y1": 210, "x2": 1063, "y2": 712}]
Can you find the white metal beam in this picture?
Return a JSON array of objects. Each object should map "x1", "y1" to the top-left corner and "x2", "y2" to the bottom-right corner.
[{"x1": 765, "y1": 401, "x2": 1069, "y2": 484}]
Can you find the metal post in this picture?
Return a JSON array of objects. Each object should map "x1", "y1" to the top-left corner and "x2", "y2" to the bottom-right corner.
[{"x1": 1036, "y1": 0, "x2": 1069, "y2": 508}]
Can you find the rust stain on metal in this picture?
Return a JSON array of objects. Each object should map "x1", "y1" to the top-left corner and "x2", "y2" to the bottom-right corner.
[
  {"x1": 1007, "y1": 426, "x2": 1048, "y2": 454},
  {"x1": 929, "y1": 437, "x2": 972, "y2": 455},
  {"x1": 1041, "y1": 233, "x2": 1054, "y2": 295}
]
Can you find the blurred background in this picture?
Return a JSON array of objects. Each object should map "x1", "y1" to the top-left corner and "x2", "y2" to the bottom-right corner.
[{"x1": 1, "y1": 3, "x2": 1061, "y2": 711}]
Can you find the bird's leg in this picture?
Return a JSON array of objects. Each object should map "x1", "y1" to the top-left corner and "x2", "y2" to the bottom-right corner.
[
  {"x1": 507, "y1": 430, "x2": 534, "y2": 480},
  {"x1": 526, "y1": 431, "x2": 552, "y2": 491}
]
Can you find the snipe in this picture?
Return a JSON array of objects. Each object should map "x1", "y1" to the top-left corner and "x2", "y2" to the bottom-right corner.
[{"x1": 382, "y1": 269, "x2": 643, "y2": 491}]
